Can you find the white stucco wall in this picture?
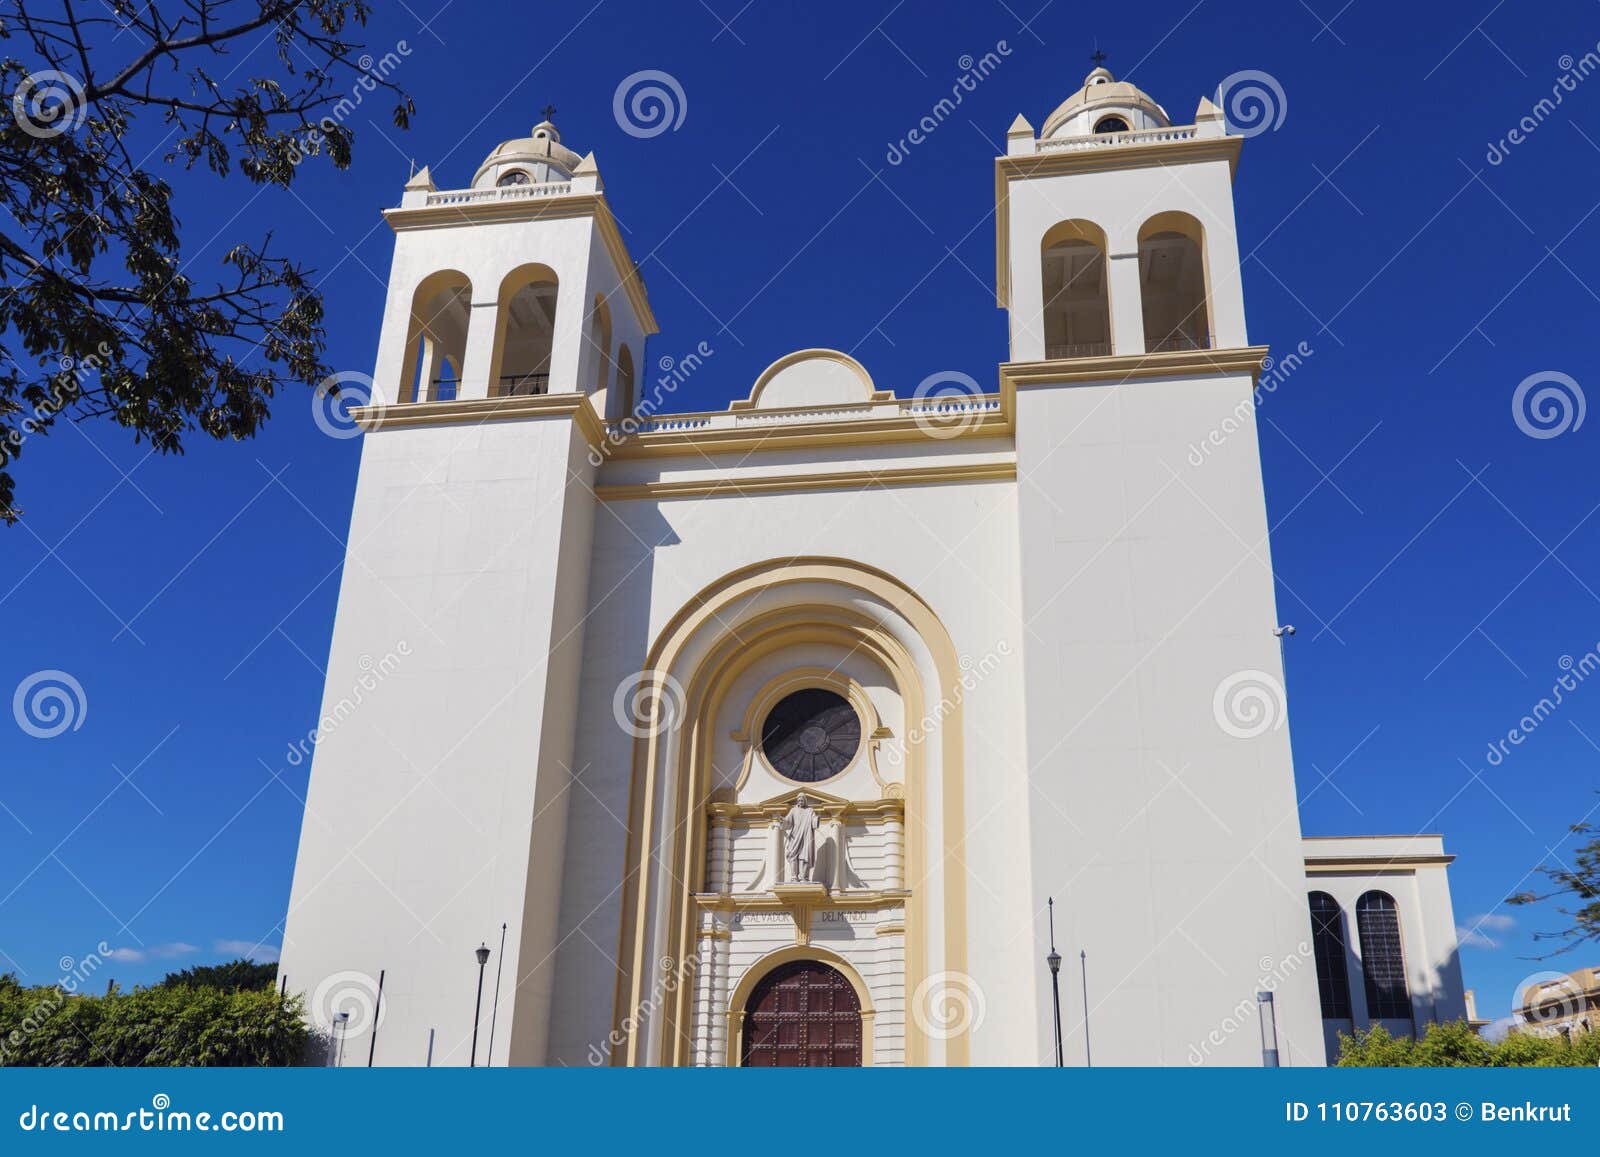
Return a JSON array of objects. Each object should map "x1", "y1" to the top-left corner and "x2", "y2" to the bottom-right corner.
[
  {"x1": 1012, "y1": 368, "x2": 1326, "y2": 1067},
  {"x1": 278, "y1": 413, "x2": 597, "y2": 1067}
]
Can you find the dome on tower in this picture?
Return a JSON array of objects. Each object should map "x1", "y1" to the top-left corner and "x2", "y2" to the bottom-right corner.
[
  {"x1": 1040, "y1": 66, "x2": 1170, "y2": 139},
  {"x1": 471, "y1": 116, "x2": 583, "y2": 189}
]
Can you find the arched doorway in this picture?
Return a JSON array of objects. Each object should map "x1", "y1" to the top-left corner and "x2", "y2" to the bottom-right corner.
[{"x1": 740, "y1": 959, "x2": 862, "y2": 1067}]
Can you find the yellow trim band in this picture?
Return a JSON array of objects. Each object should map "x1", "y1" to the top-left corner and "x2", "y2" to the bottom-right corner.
[
  {"x1": 595, "y1": 461, "x2": 1015, "y2": 501},
  {"x1": 351, "y1": 392, "x2": 607, "y2": 449},
  {"x1": 1000, "y1": 345, "x2": 1270, "y2": 389}
]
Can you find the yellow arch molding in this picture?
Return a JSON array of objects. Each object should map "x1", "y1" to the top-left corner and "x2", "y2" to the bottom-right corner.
[
  {"x1": 725, "y1": 945, "x2": 877, "y2": 1067},
  {"x1": 611, "y1": 557, "x2": 969, "y2": 1067},
  {"x1": 660, "y1": 609, "x2": 917, "y2": 1066}
]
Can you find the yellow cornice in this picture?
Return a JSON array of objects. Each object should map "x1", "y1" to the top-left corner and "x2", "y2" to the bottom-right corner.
[
  {"x1": 595, "y1": 461, "x2": 1015, "y2": 502},
  {"x1": 1303, "y1": 855, "x2": 1456, "y2": 874},
  {"x1": 611, "y1": 408, "x2": 1014, "y2": 460},
  {"x1": 1000, "y1": 345, "x2": 1270, "y2": 389},
  {"x1": 693, "y1": 890, "x2": 910, "y2": 913},
  {"x1": 1003, "y1": 134, "x2": 1242, "y2": 184},
  {"x1": 352, "y1": 391, "x2": 607, "y2": 449},
  {"x1": 993, "y1": 133, "x2": 1242, "y2": 307},
  {"x1": 383, "y1": 192, "x2": 659, "y2": 335},
  {"x1": 708, "y1": 796, "x2": 906, "y2": 823}
]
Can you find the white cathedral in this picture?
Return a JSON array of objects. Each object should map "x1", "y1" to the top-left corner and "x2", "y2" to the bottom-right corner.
[{"x1": 280, "y1": 66, "x2": 1471, "y2": 1067}]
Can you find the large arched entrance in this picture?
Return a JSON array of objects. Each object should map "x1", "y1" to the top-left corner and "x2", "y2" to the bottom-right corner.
[
  {"x1": 612, "y1": 557, "x2": 970, "y2": 1067},
  {"x1": 740, "y1": 959, "x2": 862, "y2": 1067}
]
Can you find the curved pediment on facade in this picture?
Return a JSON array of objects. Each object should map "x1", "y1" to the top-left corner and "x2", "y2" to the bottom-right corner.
[{"x1": 731, "y1": 349, "x2": 892, "y2": 411}]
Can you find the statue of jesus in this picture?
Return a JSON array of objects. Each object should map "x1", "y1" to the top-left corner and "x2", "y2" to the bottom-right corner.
[{"x1": 780, "y1": 793, "x2": 820, "y2": 883}]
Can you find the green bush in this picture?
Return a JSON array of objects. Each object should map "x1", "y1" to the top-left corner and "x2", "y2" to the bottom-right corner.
[
  {"x1": 0, "y1": 974, "x2": 311, "y2": 1066},
  {"x1": 159, "y1": 958, "x2": 278, "y2": 993},
  {"x1": 1338, "y1": 1019, "x2": 1600, "y2": 1067}
]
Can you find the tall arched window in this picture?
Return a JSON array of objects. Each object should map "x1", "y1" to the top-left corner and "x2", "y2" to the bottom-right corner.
[
  {"x1": 1356, "y1": 891, "x2": 1411, "y2": 1019},
  {"x1": 489, "y1": 263, "x2": 558, "y2": 397},
  {"x1": 1039, "y1": 219, "x2": 1110, "y2": 360},
  {"x1": 399, "y1": 270, "x2": 473, "y2": 403},
  {"x1": 614, "y1": 343, "x2": 636, "y2": 420},
  {"x1": 1137, "y1": 211, "x2": 1211, "y2": 353},
  {"x1": 588, "y1": 294, "x2": 613, "y2": 395},
  {"x1": 1308, "y1": 892, "x2": 1352, "y2": 1020}
]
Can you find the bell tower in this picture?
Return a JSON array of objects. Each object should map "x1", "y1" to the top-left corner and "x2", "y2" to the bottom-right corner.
[
  {"x1": 997, "y1": 66, "x2": 1246, "y2": 362},
  {"x1": 998, "y1": 68, "x2": 1327, "y2": 1064},
  {"x1": 369, "y1": 115, "x2": 653, "y2": 417},
  {"x1": 280, "y1": 112, "x2": 655, "y2": 1067}
]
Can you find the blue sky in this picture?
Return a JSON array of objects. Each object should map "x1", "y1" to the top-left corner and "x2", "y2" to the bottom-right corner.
[{"x1": 2, "y1": 0, "x2": 1598, "y2": 1034}]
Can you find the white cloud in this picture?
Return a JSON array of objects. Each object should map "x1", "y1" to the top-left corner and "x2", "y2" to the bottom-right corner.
[
  {"x1": 1482, "y1": 1014, "x2": 1520, "y2": 1041},
  {"x1": 102, "y1": 942, "x2": 199, "y2": 965},
  {"x1": 1456, "y1": 912, "x2": 1517, "y2": 950},
  {"x1": 214, "y1": 939, "x2": 280, "y2": 963}
]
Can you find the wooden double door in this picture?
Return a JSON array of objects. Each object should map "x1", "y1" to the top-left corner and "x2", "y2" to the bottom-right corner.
[{"x1": 739, "y1": 960, "x2": 862, "y2": 1067}]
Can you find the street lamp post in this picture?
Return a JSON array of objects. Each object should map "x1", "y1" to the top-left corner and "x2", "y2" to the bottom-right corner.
[
  {"x1": 329, "y1": 1011, "x2": 349, "y2": 1067},
  {"x1": 1080, "y1": 950, "x2": 1092, "y2": 1067},
  {"x1": 470, "y1": 943, "x2": 491, "y2": 1067},
  {"x1": 1046, "y1": 897, "x2": 1063, "y2": 1067},
  {"x1": 1257, "y1": 991, "x2": 1280, "y2": 1067}
]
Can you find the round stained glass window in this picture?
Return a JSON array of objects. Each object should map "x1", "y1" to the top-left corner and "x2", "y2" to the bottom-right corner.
[{"x1": 760, "y1": 688, "x2": 861, "y2": 783}]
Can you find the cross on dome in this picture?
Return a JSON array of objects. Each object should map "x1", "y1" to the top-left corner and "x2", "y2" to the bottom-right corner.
[
  {"x1": 1040, "y1": 64, "x2": 1170, "y2": 139},
  {"x1": 472, "y1": 106, "x2": 583, "y2": 188}
]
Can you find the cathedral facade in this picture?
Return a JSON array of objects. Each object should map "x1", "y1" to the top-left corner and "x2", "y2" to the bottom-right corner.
[{"x1": 279, "y1": 68, "x2": 1469, "y2": 1067}]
